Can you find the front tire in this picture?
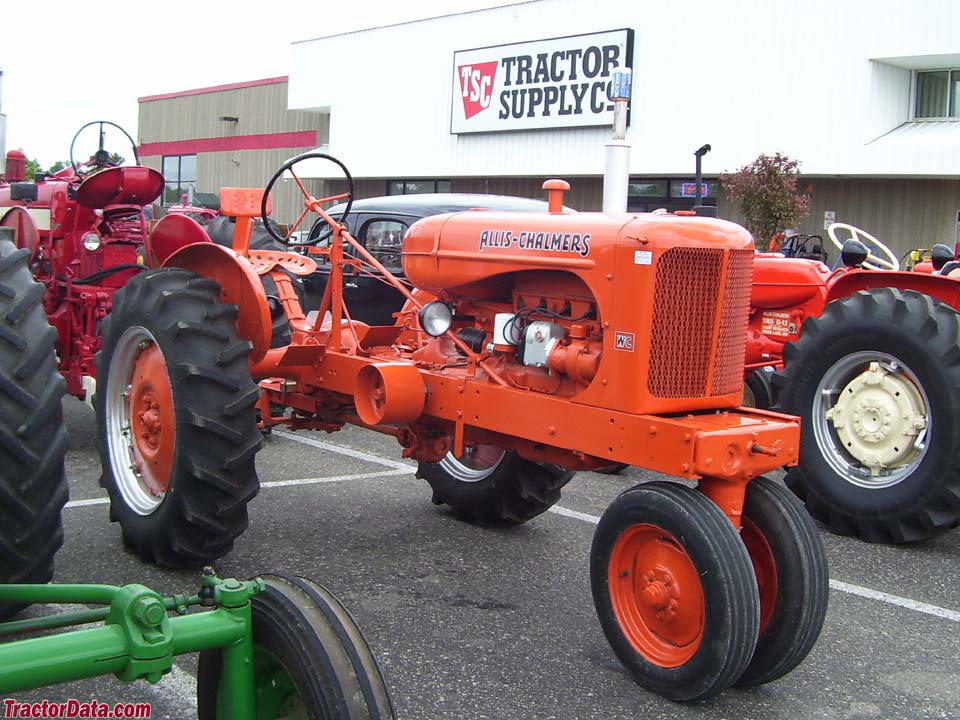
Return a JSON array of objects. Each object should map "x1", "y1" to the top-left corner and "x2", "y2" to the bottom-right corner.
[
  {"x1": 197, "y1": 575, "x2": 395, "y2": 719},
  {"x1": 0, "y1": 240, "x2": 69, "y2": 619},
  {"x1": 418, "y1": 447, "x2": 574, "y2": 525},
  {"x1": 736, "y1": 477, "x2": 828, "y2": 686},
  {"x1": 95, "y1": 268, "x2": 262, "y2": 567},
  {"x1": 776, "y1": 288, "x2": 960, "y2": 542},
  {"x1": 590, "y1": 482, "x2": 760, "y2": 702}
]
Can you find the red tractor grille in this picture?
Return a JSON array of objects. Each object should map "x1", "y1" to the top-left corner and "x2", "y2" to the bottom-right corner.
[
  {"x1": 648, "y1": 248, "x2": 723, "y2": 398},
  {"x1": 710, "y1": 249, "x2": 754, "y2": 396}
]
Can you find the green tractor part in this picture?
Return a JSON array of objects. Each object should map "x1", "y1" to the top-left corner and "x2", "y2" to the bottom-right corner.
[{"x1": 0, "y1": 571, "x2": 395, "y2": 719}]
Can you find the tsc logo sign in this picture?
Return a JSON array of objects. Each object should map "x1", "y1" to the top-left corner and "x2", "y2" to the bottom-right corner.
[
  {"x1": 614, "y1": 332, "x2": 635, "y2": 352},
  {"x1": 457, "y1": 62, "x2": 498, "y2": 119}
]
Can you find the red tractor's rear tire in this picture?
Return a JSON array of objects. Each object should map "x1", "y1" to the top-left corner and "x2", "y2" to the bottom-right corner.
[
  {"x1": 0, "y1": 240, "x2": 69, "y2": 619},
  {"x1": 590, "y1": 481, "x2": 760, "y2": 702},
  {"x1": 736, "y1": 477, "x2": 828, "y2": 687},
  {"x1": 95, "y1": 268, "x2": 262, "y2": 568},
  {"x1": 776, "y1": 288, "x2": 960, "y2": 542},
  {"x1": 418, "y1": 448, "x2": 573, "y2": 525}
]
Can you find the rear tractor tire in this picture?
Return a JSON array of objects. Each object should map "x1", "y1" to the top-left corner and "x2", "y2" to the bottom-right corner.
[
  {"x1": 0, "y1": 239, "x2": 69, "y2": 620},
  {"x1": 776, "y1": 288, "x2": 960, "y2": 542},
  {"x1": 95, "y1": 268, "x2": 262, "y2": 567},
  {"x1": 197, "y1": 574, "x2": 395, "y2": 719},
  {"x1": 418, "y1": 447, "x2": 574, "y2": 525},
  {"x1": 590, "y1": 482, "x2": 760, "y2": 702}
]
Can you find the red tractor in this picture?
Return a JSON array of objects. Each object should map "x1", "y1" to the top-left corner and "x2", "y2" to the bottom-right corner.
[
  {"x1": 91, "y1": 153, "x2": 828, "y2": 702},
  {"x1": 746, "y1": 223, "x2": 960, "y2": 543},
  {"x1": 0, "y1": 122, "x2": 163, "y2": 401}
]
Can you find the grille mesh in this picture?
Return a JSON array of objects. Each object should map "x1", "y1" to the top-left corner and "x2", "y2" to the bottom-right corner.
[
  {"x1": 647, "y1": 248, "x2": 722, "y2": 398},
  {"x1": 710, "y1": 250, "x2": 754, "y2": 396}
]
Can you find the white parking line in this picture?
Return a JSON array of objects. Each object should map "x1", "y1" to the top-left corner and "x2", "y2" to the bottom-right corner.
[
  {"x1": 274, "y1": 430, "x2": 416, "y2": 470},
  {"x1": 547, "y1": 505, "x2": 960, "y2": 624},
  {"x1": 69, "y1": 432, "x2": 960, "y2": 625}
]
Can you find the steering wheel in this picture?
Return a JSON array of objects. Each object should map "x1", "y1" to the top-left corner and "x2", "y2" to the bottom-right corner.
[
  {"x1": 261, "y1": 153, "x2": 355, "y2": 246},
  {"x1": 827, "y1": 222, "x2": 900, "y2": 270},
  {"x1": 69, "y1": 121, "x2": 140, "y2": 177}
]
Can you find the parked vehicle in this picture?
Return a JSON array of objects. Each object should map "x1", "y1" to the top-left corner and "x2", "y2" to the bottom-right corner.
[
  {"x1": 94, "y1": 153, "x2": 827, "y2": 702},
  {"x1": 747, "y1": 223, "x2": 960, "y2": 542}
]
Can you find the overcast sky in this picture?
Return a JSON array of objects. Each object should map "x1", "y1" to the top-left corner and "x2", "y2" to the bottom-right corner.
[{"x1": 1, "y1": 0, "x2": 524, "y2": 168}]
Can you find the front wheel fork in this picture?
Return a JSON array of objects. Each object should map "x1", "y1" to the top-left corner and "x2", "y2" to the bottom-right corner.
[{"x1": 697, "y1": 476, "x2": 749, "y2": 529}]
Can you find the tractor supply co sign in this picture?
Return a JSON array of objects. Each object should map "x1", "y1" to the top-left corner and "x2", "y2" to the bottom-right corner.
[{"x1": 452, "y1": 29, "x2": 634, "y2": 134}]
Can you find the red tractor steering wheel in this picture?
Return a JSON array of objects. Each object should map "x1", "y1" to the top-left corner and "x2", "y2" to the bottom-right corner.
[
  {"x1": 69, "y1": 121, "x2": 140, "y2": 177},
  {"x1": 260, "y1": 153, "x2": 355, "y2": 246}
]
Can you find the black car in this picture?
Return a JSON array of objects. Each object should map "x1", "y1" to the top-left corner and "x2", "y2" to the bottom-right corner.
[{"x1": 302, "y1": 193, "x2": 561, "y2": 325}]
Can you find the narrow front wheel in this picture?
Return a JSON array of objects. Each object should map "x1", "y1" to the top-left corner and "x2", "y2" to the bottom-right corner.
[{"x1": 590, "y1": 481, "x2": 760, "y2": 702}]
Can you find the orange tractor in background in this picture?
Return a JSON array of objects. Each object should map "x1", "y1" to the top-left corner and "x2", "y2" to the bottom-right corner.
[
  {"x1": 746, "y1": 222, "x2": 960, "y2": 544},
  {"x1": 93, "y1": 153, "x2": 827, "y2": 702}
]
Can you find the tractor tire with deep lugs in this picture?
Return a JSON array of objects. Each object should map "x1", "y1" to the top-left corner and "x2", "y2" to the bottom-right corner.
[
  {"x1": 95, "y1": 268, "x2": 262, "y2": 567},
  {"x1": 197, "y1": 575, "x2": 395, "y2": 719},
  {"x1": 0, "y1": 237, "x2": 69, "y2": 620},
  {"x1": 418, "y1": 448, "x2": 574, "y2": 525},
  {"x1": 775, "y1": 288, "x2": 960, "y2": 542}
]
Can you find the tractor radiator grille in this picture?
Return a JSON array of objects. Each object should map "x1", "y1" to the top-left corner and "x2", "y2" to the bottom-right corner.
[
  {"x1": 648, "y1": 248, "x2": 722, "y2": 398},
  {"x1": 710, "y1": 250, "x2": 754, "y2": 396},
  {"x1": 648, "y1": 247, "x2": 753, "y2": 399}
]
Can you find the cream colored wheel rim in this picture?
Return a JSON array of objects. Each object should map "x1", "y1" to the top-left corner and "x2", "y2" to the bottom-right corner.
[{"x1": 814, "y1": 352, "x2": 929, "y2": 489}]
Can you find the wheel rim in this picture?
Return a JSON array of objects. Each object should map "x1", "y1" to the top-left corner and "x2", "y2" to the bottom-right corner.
[
  {"x1": 740, "y1": 518, "x2": 778, "y2": 634},
  {"x1": 813, "y1": 351, "x2": 929, "y2": 489},
  {"x1": 607, "y1": 524, "x2": 705, "y2": 667},
  {"x1": 438, "y1": 445, "x2": 506, "y2": 482},
  {"x1": 252, "y1": 646, "x2": 306, "y2": 720},
  {"x1": 105, "y1": 326, "x2": 175, "y2": 515}
]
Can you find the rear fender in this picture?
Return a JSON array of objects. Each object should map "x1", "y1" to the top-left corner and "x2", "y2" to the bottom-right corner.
[
  {"x1": 147, "y1": 213, "x2": 211, "y2": 266},
  {"x1": 0, "y1": 207, "x2": 41, "y2": 259},
  {"x1": 162, "y1": 242, "x2": 272, "y2": 364},
  {"x1": 825, "y1": 269, "x2": 960, "y2": 310}
]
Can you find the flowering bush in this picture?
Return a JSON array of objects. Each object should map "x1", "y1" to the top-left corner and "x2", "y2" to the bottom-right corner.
[{"x1": 721, "y1": 153, "x2": 810, "y2": 251}]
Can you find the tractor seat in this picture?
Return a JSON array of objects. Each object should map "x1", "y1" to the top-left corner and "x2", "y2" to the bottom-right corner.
[{"x1": 76, "y1": 166, "x2": 164, "y2": 209}]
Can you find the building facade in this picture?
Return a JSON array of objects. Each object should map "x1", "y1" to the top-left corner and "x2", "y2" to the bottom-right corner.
[
  {"x1": 137, "y1": 77, "x2": 329, "y2": 224},
  {"x1": 284, "y1": 0, "x2": 960, "y2": 256}
]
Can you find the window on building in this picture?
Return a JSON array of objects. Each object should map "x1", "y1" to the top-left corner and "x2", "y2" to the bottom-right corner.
[
  {"x1": 162, "y1": 154, "x2": 197, "y2": 205},
  {"x1": 628, "y1": 180, "x2": 668, "y2": 198},
  {"x1": 915, "y1": 70, "x2": 960, "y2": 119},
  {"x1": 387, "y1": 179, "x2": 452, "y2": 195},
  {"x1": 669, "y1": 180, "x2": 718, "y2": 199}
]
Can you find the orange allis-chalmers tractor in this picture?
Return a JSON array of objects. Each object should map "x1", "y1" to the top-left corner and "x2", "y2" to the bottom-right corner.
[{"x1": 96, "y1": 154, "x2": 828, "y2": 702}]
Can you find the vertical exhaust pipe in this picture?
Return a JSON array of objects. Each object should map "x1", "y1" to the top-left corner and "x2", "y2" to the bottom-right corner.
[{"x1": 602, "y1": 67, "x2": 632, "y2": 215}]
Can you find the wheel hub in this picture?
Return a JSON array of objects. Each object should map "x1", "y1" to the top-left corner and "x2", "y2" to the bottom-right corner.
[
  {"x1": 825, "y1": 361, "x2": 927, "y2": 476},
  {"x1": 608, "y1": 524, "x2": 704, "y2": 667}
]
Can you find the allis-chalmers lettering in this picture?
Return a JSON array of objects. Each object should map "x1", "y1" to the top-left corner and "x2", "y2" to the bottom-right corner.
[
  {"x1": 479, "y1": 229, "x2": 592, "y2": 257},
  {"x1": 498, "y1": 44, "x2": 622, "y2": 119}
]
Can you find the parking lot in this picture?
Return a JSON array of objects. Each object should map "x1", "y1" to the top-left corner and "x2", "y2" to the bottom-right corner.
[{"x1": 7, "y1": 398, "x2": 960, "y2": 719}]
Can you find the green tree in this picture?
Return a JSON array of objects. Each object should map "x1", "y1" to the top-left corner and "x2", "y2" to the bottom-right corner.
[
  {"x1": 47, "y1": 160, "x2": 70, "y2": 175},
  {"x1": 23, "y1": 155, "x2": 42, "y2": 180},
  {"x1": 721, "y1": 153, "x2": 811, "y2": 251}
]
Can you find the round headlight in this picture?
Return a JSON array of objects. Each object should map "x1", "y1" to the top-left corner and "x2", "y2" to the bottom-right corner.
[
  {"x1": 82, "y1": 232, "x2": 101, "y2": 251},
  {"x1": 419, "y1": 301, "x2": 453, "y2": 337}
]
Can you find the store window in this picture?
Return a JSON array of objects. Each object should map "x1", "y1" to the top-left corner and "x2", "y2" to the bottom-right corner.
[
  {"x1": 387, "y1": 179, "x2": 452, "y2": 195},
  {"x1": 669, "y1": 180, "x2": 718, "y2": 199},
  {"x1": 162, "y1": 154, "x2": 197, "y2": 205},
  {"x1": 915, "y1": 70, "x2": 960, "y2": 119}
]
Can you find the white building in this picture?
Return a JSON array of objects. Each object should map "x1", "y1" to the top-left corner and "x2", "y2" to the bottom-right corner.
[{"x1": 288, "y1": 0, "x2": 960, "y2": 253}]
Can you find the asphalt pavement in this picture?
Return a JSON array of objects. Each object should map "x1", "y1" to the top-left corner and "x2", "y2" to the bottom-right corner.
[{"x1": 3, "y1": 398, "x2": 959, "y2": 719}]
